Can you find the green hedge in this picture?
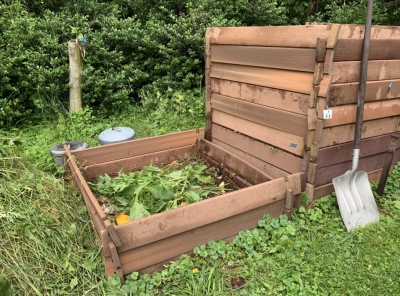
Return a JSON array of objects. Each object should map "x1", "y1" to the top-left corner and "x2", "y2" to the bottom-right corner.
[{"x1": 0, "y1": 0, "x2": 399, "y2": 126}]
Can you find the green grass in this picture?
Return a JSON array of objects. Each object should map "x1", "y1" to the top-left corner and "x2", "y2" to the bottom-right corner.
[{"x1": 1, "y1": 105, "x2": 400, "y2": 295}]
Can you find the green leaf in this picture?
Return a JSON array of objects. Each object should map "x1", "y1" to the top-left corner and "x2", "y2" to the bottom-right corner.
[
  {"x1": 147, "y1": 186, "x2": 175, "y2": 200},
  {"x1": 120, "y1": 184, "x2": 138, "y2": 196},
  {"x1": 83, "y1": 259, "x2": 96, "y2": 271},
  {"x1": 167, "y1": 170, "x2": 183, "y2": 179},
  {"x1": 183, "y1": 191, "x2": 200, "y2": 202},
  {"x1": 129, "y1": 201, "x2": 150, "y2": 221},
  {"x1": 69, "y1": 278, "x2": 78, "y2": 289}
]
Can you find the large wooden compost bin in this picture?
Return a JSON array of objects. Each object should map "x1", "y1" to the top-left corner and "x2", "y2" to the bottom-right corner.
[
  {"x1": 64, "y1": 129, "x2": 306, "y2": 280},
  {"x1": 204, "y1": 24, "x2": 400, "y2": 203}
]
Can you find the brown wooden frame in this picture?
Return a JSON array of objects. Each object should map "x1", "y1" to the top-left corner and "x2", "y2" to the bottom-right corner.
[{"x1": 65, "y1": 129, "x2": 306, "y2": 280}]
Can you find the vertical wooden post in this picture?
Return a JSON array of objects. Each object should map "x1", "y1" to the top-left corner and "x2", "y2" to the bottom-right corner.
[
  {"x1": 376, "y1": 133, "x2": 400, "y2": 196},
  {"x1": 204, "y1": 29, "x2": 212, "y2": 141},
  {"x1": 68, "y1": 40, "x2": 83, "y2": 112}
]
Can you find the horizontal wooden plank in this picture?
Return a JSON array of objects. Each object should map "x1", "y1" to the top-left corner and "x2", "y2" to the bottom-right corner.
[
  {"x1": 106, "y1": 199, "x2": 284, "y2": 276},
  {"x1": 211, "y1": 79, "x2": 309, "y2": 115},
  {"x1": 311, "y1": 165, "x2": 397, "y2": 201},
  {"x1": 196, "y1": 138, "x2": 271, "y2": 184},
  {"x1": 337, "y1": 25, "x2": 400, "y2": 39},
  {"x1": 330, "y1": 60, "x2": 400, "y2": 84},
  {"x1": 319, "y1": 117, "x2": 400, "y2": 148},
  {"x1": 314, "y1": 150, "x2": 400, "y2": 187},
  {"x1": 321, "y1": 99, "x2": 400, "y2": 127},
  {"x1": 210, "y1": 63, "x2": 330, "y2": 96},
  {"x1": 328, "y1": 79, "x2": 400, "y2": 106},
  {"x1": 212, "y1": 138, "x2": 290, "y2": 179},
  {"x1": 114, "y1": 178, "x2": 286, "y2": 253},
  {"x1": 317, "y1": 133, "x2": 400, "y2": 168},
  {"x1": 211, "y1": 94, "x2": 308, "y2": 137},
  {"x1": 213, "y1": 110, "x2": 305, "y2": 156},
  {"x1": 212, "y1": 124, "x2": 303, "y2": 174},
  {"x1": 71, "y1": 129, "x2": 203, "y2": 165},
  {"x1": 82, "y1": 146, "x2": 195, "y2": 181},
  {"x1": 208, "y1": 25, "x2": 331, "y2": 47},
  {"x1": 211, "y1": 45, "x2": 332, "y2": 74},
  {"x1": 334, "y1": 39, "x2": 400, "y2": 61}
]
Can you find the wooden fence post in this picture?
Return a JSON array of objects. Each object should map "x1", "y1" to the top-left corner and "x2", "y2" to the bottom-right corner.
[{"x1": 68, "y1": 40, "x2": 83, "y2": 112}]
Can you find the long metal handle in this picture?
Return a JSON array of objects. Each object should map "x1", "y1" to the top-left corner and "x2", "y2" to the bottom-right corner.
[{"x1": 354, "y1": 0, "x2": 373, "y2": 150}]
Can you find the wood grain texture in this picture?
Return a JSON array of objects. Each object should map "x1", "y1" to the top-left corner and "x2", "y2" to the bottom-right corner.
[
  {"x1": 211, "y1": 94, "x2": 308, "y2": 136},
  {"x1": 211, "y1": 79, "x2": 309, "y2": 115},
  {"x1": 105, "y1": 200, "x2": 285, "y2": 276},
  {"x1": 212, "y1": 138, "x2": 291, "y2": 179},
  {"x1": 211, "y1": 45, "x2": 331, "y2": 73},
  {"x1": 64, "y1": 144, "x2": 122, "y2": 248},
  {"x1": 330, "y1": 60, "x2": 400, "y2": 84},
  {"x1": 208, "y1": 25, "x2": 331, "y2": 47},
  {"x1": 72, "y1": 129, "x2": 203, "y2": 166},
  {"x1": 212, "y1": 110, "x2": 305, "y2": 156},
  {"x1": 197, "y1": 138, "x2": 271, "y2": 184},
  {"x1": 319, "y1": 117, "x2": 400, "y2": 148},
  {"x1": 211, "y1": 124, "x2": 303, "y2": 174},
  {"x1": 337, "y1": 25, "x2": 400, "y2": 39},
  {"x1": 113, "y1": 178, "x2": 286, "y2": 253},
  {"x1": 321, "y1": 99, "x2": 400, "y2": 127},
  {"x1": 326, "y1": 24, "x2": 341, "y2": 49},
  {"x1": 328, "y1": 79, "x2": 400, "y2": 106},
  {"x1": 83, "y1": 146, "x2": 195, "y2": 181},
  {"x1": 311, "y1": 165, "x2": 396, "y2": 201},
  {"x1": 313, "y1": 150, "x2": 400, "y2": 187},
  {"x1": 210, "y1": 63, "x2": 331, "y2": 96},
  {"x1": 317, "y1": 134, "x2": 400, "y2": 168},
  {"x1": 333, "y1": 39, "x2": 400, "y2": 61}
]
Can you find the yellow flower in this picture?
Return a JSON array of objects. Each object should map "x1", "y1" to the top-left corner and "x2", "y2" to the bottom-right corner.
[{"x1": 192, "y1": 268, "x2": 199, "y2": 273}]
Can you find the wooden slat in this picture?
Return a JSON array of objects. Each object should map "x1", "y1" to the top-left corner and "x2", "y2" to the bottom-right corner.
[
  {"x1": 286, "y1": 172, "x2": 307, "y2": 195},
  {"x1": 212, "y1": 138, "x2": 290, "y2": 179},
  {"x1": 333, "y1": 39, "x2": 400, "y2": 61},
  {"x1": 105, "y1": 200, "x2": 285, "y2": 276},
  {"x1": 319, "y1": 117, "x2": 400, "y2": 148},
  {"x1": 314, "y1": 150, "x2": 400, "y2": 187},
  {"x1": 322, "y1": 99, "x2": 400, "y2": 127},
  {"x1": 211, "y1": 94, "x2": 308, "y2": 137},
  {"x1": 326, "y1": 24, "x2": 341, "y2": 49},
  {"x1": 211, "y1": 79, "x2": 309, "y2": 115},
  {"x1": 328, "y1": 79, "x2": 400, "y2": 106},
  {"x1": 210, "y1": 63, "x2": 331, "y2": 96},
  {"x1": 113, "y1": 178, "x2": 286, "y2": 253},
  {"x1": 71, "y1": 129, "x2": 203, "y2": 166},
  {"x1": 317, "y1": 134, "x2": 400, "y2": 168},
  {"x1": 211, "y1": 45, "x2": 331, "y2": 74},
  {"x1": 212, "y1": 124, "x2": 303, "y2": 174},
  {"x1": 337, "y1": 25, "x2": 400, "y2": 39},
  {"x1": 331, "y1": 60, "x2": 400, "y2": 84},
  {"x1": 208, "y1": 25, "x2": 331, "y2": 47},
  {"x1": 83, "y1": 146, "x2": 195, "y2": 181},
  {"x1": 196, "y1": 138, "x2": 271, "y2": 184},
  {"x1": 63, "y1": 144, "x2": 122, "y2": 248},
  {"x1": 213, "y1": 110, "x2": 305, "y2": 156}
]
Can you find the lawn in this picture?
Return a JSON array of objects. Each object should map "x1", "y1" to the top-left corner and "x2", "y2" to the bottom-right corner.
[{"x1": 1, "y1": 106, "x2": 400, "y2": 295}]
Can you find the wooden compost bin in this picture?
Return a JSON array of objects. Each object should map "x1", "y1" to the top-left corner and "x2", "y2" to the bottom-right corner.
[
  {"x1": 204, "y1": 24, "x2": 400, "y2": 204},
  {"x1": 64, "y1": 129, "x2": 306, "y2": 280}
]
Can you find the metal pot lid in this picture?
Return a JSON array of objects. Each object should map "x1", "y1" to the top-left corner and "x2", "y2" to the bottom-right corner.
[{"x1": 98, "y1": 127, "x2": 136, "y2": 144}]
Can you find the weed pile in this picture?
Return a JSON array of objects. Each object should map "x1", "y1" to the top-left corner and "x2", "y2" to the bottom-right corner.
[
  {"x1": 0, "y1": 138, "x2": 119, "y2": 295},
  {"x1": 90, "y1": 155, "x2": 240, "y2": 223}
]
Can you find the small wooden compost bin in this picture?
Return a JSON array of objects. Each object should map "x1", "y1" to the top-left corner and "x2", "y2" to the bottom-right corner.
[
  {"x1": 64, "y1": 129, "x2": 306, "y2": 280},
  {"x1": 204, "y1": 24, "x2": 400, "y2": 203}
]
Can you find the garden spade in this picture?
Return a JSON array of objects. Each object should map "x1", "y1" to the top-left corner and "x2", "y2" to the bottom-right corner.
[{"x1": 332, "y1": 0, "x2": 379, "y2": 231}]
